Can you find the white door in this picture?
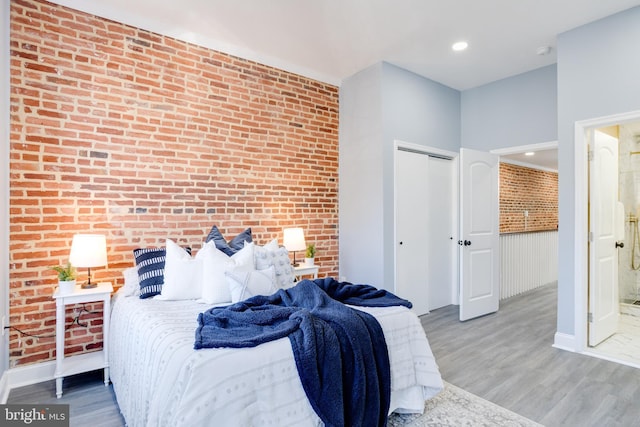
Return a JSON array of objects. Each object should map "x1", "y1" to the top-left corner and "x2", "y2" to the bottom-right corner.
[
  {"x1": 588, "y1": 130, "x2": 620, "y2": 347},
  {"x1": 428, "y1": 157, "x2": 453, "y2": 311},
  {"x1": 459, "y1": 148, "x2": 499, "y2": 321},
  {"x1": 396, "y1": 149, "x2": 430, "y2": 316},
  {"x1": 396, "y1": 148, "x2": 455, "y2": 316}
]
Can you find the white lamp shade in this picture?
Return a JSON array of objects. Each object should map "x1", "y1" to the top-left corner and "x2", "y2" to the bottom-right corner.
[
  {"x1": 69, "y1": 234, "x2": 108, "y2": 268},
  {"x1": 283, "y1": 227, "x2": 306, "y2": 252}
]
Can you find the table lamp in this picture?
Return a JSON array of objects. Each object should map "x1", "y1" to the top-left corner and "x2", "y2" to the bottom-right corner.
[
  {"x1": 69, "y1": 234, "x2": 108, "y2": 288},
  {"x1": 283, "y1": 227, "x2": 306, "y2": 267}
]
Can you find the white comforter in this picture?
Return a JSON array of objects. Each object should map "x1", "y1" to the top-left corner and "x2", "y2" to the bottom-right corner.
[{"x1": 109, "y1": 291, "x2": 443, "y2": 427}]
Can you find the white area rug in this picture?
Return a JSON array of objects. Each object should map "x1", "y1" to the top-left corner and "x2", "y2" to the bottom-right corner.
[{"x1": 387, "y1": 382, "x2": 543, "y2": 427}]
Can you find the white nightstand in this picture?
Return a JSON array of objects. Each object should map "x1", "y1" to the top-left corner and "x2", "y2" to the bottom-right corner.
[
  {"x1": 293, "y1": 264, "x2": 319, "y2": 281},
  {"x1": 53, "y1": 282, "x2": 113, "y2": 398}
]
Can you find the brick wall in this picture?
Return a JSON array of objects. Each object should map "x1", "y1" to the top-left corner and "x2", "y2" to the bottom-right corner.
[
  {"x1": 9, "y1": 0, "x2": 339, "y2": 367},
  {"x1": 500, "y1": 163, "x2": 558, "y2": 233}
]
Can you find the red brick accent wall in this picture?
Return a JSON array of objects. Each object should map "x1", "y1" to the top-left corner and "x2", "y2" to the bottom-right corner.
[
  {"x1": 500, "y1": 163, "x2": 558, "y2": 233},
  {"x1": 9, "y1": 0, "x2": 339, "y2": 366}
]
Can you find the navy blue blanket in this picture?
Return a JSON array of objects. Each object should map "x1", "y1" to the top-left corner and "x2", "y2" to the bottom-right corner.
[{"x1": 195, "y1": 278, "x2": 412, "y2": 427}]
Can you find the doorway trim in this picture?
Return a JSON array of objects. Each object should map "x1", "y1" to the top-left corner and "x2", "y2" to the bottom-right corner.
[
  {"x1": 573, "y1": 110, "x2": 640, "y2": 357},
  {"x1": 393, "y1": 140, "x2": 459, "y2": 306}
]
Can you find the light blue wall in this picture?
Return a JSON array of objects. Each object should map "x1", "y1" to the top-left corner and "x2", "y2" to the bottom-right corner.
[
  {"x1": 557, "y1": 6, "x2": 640, "y2": 336},
  {"x1": 339, "y1": 63, "x2": 385, "y2": 286},
  {"x1": 462, "y1": 64, "x2": 557, "y2": 150},
  {"x1": 381, "y1": 63, "x2": 461, "y2": 152},
  {"x1": 340, "y1": 60, "x2": 558, "y2": 292},
  {"x1": 339, "y1": 62, "x2": 460, "y2": 290},
  {"x1": 380, "y1": 63, "x2": 460, "y2": 289}
]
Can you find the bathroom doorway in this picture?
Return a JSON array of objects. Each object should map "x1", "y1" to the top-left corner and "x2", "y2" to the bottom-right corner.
[{"x1": 588, "y1": 121, "x2": 640, "y2": 368}]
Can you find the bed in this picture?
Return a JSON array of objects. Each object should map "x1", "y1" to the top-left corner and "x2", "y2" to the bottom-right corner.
[{"x1": 108, "y1": 231, "x2": 443, "y2": 426}]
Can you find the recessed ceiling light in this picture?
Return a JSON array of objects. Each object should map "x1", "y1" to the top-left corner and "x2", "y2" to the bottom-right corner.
[
  {"x1": 452, "y1": 41, "x2": 468, "y2": 52},
  {"x1": 525, "y1": 152, "x2": 535, "y2": 156}
]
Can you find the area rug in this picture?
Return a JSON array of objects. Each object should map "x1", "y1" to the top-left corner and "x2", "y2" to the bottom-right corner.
[{"x1": 387, "y1": 382, "x2": 543, "y2": 427}]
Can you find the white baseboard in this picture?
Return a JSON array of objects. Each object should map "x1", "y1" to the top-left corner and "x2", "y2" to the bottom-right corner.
[
  {"x1": 552, "y1": 332, "x2": 576, "y2": 352},
  {"x1": 5, "y1": 361, "x2": 55, "y2": 394},
  {"x1": 0, "y1": 370, "x2": 8, "y2": 404}
]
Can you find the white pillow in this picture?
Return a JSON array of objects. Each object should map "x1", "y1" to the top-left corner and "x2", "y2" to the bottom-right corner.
[
  {"x1": 199, "y1": 241, "x2": 234, "y2": 304},
  {"x1": 226, "y1": 266, "x2": 277, "y2": 303},
  {"x1": 254, "y1": 239, "x2": 295, "y2": 288},
  {"x1": 200, "y1": 241, "x2": 255, "y2": 304},
  {"x1": 233, "y1": 241, "x2": 255, "y2": 268},
  {"x1": 158, "y1": 239, "x2": 203, "y2": 300},
  {"x1": 121, "y1": 266, "x2": 140, "y2": 297},
  {"x1": 254, "y1": 239, "x2": 279, "y2": 270}
]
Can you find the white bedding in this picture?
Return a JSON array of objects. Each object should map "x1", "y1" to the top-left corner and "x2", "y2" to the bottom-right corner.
[{"x1": 109, "y1": 290, "x2": 443, "y2": 427}]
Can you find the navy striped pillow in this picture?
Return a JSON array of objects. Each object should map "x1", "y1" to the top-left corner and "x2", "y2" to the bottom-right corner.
[
  {"x1": 133, "y1": 246, "x2": 191, "y2": 298},
  {"x1": 133, "y1": 247, "x2": 166, "y2": 299}
]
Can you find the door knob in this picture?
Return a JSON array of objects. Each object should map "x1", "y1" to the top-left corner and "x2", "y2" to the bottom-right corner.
[
  {"x1": 464, "y1": 240, "x2": 471, "y2": 246},
  {"x1": 399, "y1": 241, "x2": 403, "y2": 245},
  {"x1": 616, "y1": 241, "x2": 624, "y2": 248}
]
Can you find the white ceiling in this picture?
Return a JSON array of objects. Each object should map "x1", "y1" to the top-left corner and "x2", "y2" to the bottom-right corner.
[
  {"x1": 500, "y1": 149, "x2": 558, "y2": 171},
  {"x1": 50, "y1": 0, "x2": 640, "y2": 90}
]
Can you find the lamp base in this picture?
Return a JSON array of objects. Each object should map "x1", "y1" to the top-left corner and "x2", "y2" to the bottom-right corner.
[{"x1": 81, "y1": 282, "x2": 97, "y2": 289}]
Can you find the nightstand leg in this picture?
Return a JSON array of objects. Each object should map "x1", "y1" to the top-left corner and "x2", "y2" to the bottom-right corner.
[
  {"x1": 55, "y1": 300, "x2": 64, "y2": 398},
  {"x1": 103, "y1": 295, "x2": 110, "y2": 386}
]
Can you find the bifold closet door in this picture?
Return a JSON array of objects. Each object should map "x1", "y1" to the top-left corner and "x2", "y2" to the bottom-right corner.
[
  {"x1": 396, "y1": 149, "x2": 453, "y2": 316},
  {"x1": 396, "y1": 149, "x2": 430, "y2": 316},
  {"x1": 426, "y1": 156, "x2": 453, "y2": 311}
]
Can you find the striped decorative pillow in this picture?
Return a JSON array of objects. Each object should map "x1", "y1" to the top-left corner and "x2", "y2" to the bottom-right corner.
[{"x1": 133, "y1": 246, "x2": 191, "y2": 299}]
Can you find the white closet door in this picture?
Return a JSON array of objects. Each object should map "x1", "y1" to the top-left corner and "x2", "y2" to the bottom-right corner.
[
  {"x1": 396, "y1": 148, "x2": 454, "y2": 316},
  {"x1": 428, "y1": 157, "x2": 453, "y2": 311},
  {"x1": 396, "y1": 149, "x2": 430, "y2": 316}
]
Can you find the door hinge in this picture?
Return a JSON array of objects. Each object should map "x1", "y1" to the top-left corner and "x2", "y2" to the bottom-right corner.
[
  {"x1": 588, "y1": 231, "x2": 594, "y2": 242},
  {"x1": 588, "y1": 150, "x2": 594, "y2": 161},
  {"x1": 588, "y1": 312, "x2": 593, "y2": 323}
]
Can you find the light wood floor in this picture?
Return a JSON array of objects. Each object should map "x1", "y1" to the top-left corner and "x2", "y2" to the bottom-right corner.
[
  {"x1": 421, "y1": 282, "x2": 640, "y2": 427},
  {"x1": 6, "y1": 370, "x2": 124, "y2": 427},
  {"x1": 8, "y1": 282, "x2": 640, "y2": 426}
]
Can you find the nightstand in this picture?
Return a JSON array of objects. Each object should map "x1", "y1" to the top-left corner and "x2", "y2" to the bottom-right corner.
[
  {"x1": 293, "y1": 264, "x2": 319, "y2": 281},
  {"x1": 53, "y1": 282, "x2": 113, "y2": 398}
]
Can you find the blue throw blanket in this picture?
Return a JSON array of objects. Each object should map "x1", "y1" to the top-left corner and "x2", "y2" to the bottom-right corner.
[{"x1": 195, "y1": 278, "x2": 412, "y2": 427}]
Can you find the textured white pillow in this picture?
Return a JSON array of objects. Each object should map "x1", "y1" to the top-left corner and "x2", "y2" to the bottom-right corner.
[
  {"x1": 200, "y1": 240, "x2": 255, "y2": 304},
  {"x1": 226, "y1": 266, "x2": 277, "y2": 303},
  {"x1": 121, "y1": 266, "x2": 140, "y2": 297},
  {"x1": 158, "y1": 239, "x2": 203, "y2": 300},
  {"x1": 253, "y1": 239, "x2": 279, "y2": 270},
  {"x1": 254, "y1": 239, "x2": 295, "y2": 288}
]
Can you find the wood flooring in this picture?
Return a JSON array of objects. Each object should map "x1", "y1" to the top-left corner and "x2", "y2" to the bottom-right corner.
[
  {"x1": 7, "y1": 282, "x2": 640, "y2": 426},
  {"x1": 421, "y1": 282, "x2": 640, "y2": 427},
  {"x1": 6, "y1": 370, "x2": 124, "y2": 427}
]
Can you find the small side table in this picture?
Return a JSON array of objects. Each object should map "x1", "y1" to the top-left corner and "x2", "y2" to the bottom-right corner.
[
  {"x1": 293, "y1": 264, "x2": 319, "y2": 281},
  {"x1": 53, "y1": 282, "x2": 113, "y2": 398}
]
